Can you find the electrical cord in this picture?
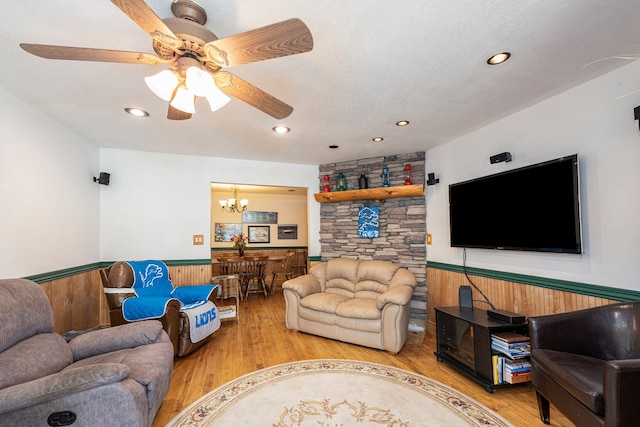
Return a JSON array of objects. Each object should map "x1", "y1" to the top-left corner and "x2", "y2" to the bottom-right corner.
[{"x1": 463, "y1": 248, "x2": 496, "y2": 310}]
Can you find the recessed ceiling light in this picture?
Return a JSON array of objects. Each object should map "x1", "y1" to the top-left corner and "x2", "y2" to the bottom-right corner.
[
  {"x1": 372, "y1": 137, "x2": 384, "y2": 142},
  {"x1": 329, "y1": 145, "x2": 339, "y2": 149},
  {"x1": 125, "y1": 107, "x2": 149, "y2": 117},
  {"x1": 272, "y1": 126, "x2": 290, "y2": 134},
  {"x1": 487, "y1": 52, "x2": 511, "y2": 65},
  {"x1": 396, "y1": 120, "x2": 410, "y2": 126}
]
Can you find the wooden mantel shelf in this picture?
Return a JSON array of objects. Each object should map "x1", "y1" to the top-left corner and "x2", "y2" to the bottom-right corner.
[{"x1": 314, "y1": 184, "x2": 424, "y2": 203}]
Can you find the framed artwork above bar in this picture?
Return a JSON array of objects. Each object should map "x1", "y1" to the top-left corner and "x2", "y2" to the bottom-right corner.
[
  {"x1": 214, "y1": 223, "x2": 242, "y2": 242},
  {"x1": 248, "y1": 226, "x2": 270, "y2": 243},
  {"x1": 242, "y1": 211, "x2": 278, "y2": 224}
]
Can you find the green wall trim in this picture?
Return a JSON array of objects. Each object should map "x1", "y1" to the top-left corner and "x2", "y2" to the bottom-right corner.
[
  {"x1": 164, "y1": 259, "x2": 212, "y2": 266},
  {"x1": 309, "y1": 256, "x2": 321, "y2": 262},
  {"x1": 24, "y1": 263, "x2": 103, "y2": 284},
  {"x1": 427, "y1": 261, "x2": 640, "y2": 302},
  {"x1": 24, "y1": 259, "x2": 213, "y2": 283},
  {"x1": 210, "y1": 246, "x2": 308, "y2": 252},
  {"x1": 101, "y1": 259, "x2": 212, "y2": 267}
]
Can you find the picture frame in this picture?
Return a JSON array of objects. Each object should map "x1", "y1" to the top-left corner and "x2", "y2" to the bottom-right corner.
[
  {"x1": 248, "y1": 225, "x2": 270, "y2": 243},
  {"x1": 214, "y1": 223, "x2": 242, "y2": 242},
  {"x1": 278, "y1": 224, "x2": 298, "y2": 240},
  {"x1": 242, "y1": 211, "x2": 278, "y2": 224}
]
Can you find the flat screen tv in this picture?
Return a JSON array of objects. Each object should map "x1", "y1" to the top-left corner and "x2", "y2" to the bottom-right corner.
[{"x1": 449, "y1": 154, "x2": 582, "y2": 254}]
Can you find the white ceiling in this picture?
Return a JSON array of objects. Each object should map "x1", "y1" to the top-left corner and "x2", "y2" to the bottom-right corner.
[{"x1": 2, "y1": 1, "x2": 639, "y2": 165}]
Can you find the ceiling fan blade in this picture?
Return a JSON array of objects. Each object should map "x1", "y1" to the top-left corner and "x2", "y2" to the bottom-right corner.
[
  {"x1": 167, "y1": 104, "x2": 192, "y2": 120},
  {"x1": 111, "y1": 0, "x2": 182, "y2": 51},
  {"x1": 204, "y1": 18, "x2": 313, "y2": 67},
  {"x1": 214, "y1": 71, "x2": 293, "y2": 119},
  {"x1": 20, "y1": 43, "x2": 165, "y2": 65}
]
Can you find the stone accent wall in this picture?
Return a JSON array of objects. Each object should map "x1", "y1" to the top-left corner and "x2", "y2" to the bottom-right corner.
[{"x1": 318, "y1": 152, "x2": 427, "y2": 327}]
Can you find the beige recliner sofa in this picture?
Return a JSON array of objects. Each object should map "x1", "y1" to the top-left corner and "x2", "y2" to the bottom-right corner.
[{"x1": 282, "y1": 258, "x2": 417, "y2": 353}]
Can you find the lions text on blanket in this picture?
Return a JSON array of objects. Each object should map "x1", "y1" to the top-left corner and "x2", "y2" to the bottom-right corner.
[{"x1": 122, "y1": 260, "x2": 221, "y2": 343}]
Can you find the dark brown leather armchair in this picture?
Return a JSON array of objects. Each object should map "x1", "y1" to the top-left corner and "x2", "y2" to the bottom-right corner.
[
  {"x1": 100, "y1": 261, "x2": 217, "y2": 357},
  {"x1": 528, "y1": 301, "x2": 640, "y2": 427}
]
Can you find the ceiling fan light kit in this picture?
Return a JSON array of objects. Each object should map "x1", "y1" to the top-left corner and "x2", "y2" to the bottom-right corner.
[
  {"x1": 170, "y1": 85, "x2": 196, "y2": 114},
  {"x1": 19, "y1": 0, "x2": 313, "y2": 120},
  {"x1": 145, "y1": 69, "x2": 180, "y2": 101}
]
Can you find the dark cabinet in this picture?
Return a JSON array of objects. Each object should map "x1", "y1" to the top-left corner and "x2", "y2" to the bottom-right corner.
[{"x1": 434, "y1": 306, "x2": 529, "y2": 393}]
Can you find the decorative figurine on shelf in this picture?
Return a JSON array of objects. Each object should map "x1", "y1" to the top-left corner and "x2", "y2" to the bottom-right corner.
[
  {"x1": 322, "y1": 174, "x2": 332, "y2": 192},
  {"x1": 358, "y1": 173, "x2": 369, "y2": 189},
  {"x1": 336, "y1": 173, "x2": 347, "y2": 191},
  {"x1": 404, "y1": 164, "x2": 413, "y2": 185},
  {"x1": 381, "y1": 167, "x2": 390, "y2": 187}
]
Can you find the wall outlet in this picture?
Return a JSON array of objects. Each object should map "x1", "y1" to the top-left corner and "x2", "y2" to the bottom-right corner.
[{"x1": 193, "y1": 234, "x2": 204, "y2": 245}]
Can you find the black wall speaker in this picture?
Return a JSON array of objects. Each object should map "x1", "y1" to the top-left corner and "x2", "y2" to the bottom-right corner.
[
  {"x1": 93, "y1": 172, "x2": 110, "y2": 186},
  {"x1": 489, "y1": 152, "x2": 512, "y2": 164},
  {"x1": 459, "y1": 285, "x2": 473, "y2": 309}
]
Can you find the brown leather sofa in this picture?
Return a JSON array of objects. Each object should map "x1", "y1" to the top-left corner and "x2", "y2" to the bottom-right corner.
[
  {"x1": 100, "y1": 261, "x2": 217, "y2": 357},
  {"x1": 283, "y1": 258, "x2": 417, "y2": 353},
  {"x1": 528, "y1": 301, "x2": 640, "y2": 427}
]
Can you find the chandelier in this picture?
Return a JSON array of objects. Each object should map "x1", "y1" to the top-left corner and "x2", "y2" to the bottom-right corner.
[{"x1": 219, "y1": 186, "x2": 248, "y2": 213}]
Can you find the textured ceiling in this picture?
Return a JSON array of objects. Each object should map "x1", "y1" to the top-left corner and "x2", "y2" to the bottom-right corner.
[{"x1": 1, "y1": 0, "x2": 639, "y2": 165}]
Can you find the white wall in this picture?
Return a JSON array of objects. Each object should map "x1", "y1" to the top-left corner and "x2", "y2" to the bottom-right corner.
[
  {"x1": 99, "y1": 148, "x2": 319, "y2": 261},
  {"x1": 0, "y1": 87, "x2": 100, "y2": 278},
  {"x1": 426, "y1": 60, "x2": 640, "y2": 291}
]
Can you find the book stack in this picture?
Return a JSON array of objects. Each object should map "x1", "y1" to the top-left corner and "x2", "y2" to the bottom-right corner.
[
  {"x1": 491, "y1": 331, "x2": 531, "y2": 384},
  {"x1": 503, "y1": 359, "x2": 531, "y2": 384}
]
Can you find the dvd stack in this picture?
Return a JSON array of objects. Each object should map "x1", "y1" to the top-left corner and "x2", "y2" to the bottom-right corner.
[{"x1": 491, "y1": 331, "x2": 531, "y2": 384}]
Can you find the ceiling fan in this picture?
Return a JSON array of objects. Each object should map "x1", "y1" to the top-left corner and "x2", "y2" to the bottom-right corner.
[{"x1": 20, "y1": 0, "x2": 313, "y2": 120}]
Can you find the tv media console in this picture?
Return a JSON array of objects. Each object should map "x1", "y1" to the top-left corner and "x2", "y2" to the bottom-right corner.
[{"x1": 434, "y1": 306, "x2": 529, "y2": 393}]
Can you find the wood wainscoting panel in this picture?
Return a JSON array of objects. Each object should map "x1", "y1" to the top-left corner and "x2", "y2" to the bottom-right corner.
[
  {"x1": 426, "y1": 267, "x2": 616, "y2": 333},
  {"x1": 40, "y1": 270, "x2": 107, "y2": 334},
  {"x1": 167, "y1": 264, "x2": 212, "y2": 287}
]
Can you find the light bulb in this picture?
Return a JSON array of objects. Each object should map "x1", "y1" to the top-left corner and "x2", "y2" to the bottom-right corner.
[
  {"x1": 185, "y1": 66, "x2": 212, "y2": 97},
  {"x1": 170, "y1": 85, "x2": 196, "y2": 114},
  {"x1": 185, "y1": 66, "x2": 230, "y2": 111},
  {"x1": 204, "y1": 91, "x2": 231, "y2": 112},
  {"x1": 144, "y1": 69, "x2": 179, "y2": 101}
]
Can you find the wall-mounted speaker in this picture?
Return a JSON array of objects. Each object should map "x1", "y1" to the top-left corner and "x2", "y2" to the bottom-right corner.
[
  {"x1": 489, "y1": 152, "x2": 512, "y2": 164},
  {"x1": 459, "y1": 285, "x2": 473, "y2": 309},
  {"x1": 93, "y1": 172, "x2": 110, "y2": 186}
]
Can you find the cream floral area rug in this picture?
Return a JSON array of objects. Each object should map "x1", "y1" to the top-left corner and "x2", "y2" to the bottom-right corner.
[{"x1": 166, "y1": 359, "x2": 513, "y2": 427}]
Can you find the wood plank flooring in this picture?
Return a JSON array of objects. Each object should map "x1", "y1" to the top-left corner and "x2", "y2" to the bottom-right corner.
[{"x1": 152, "y1": 290, "x2": 574, "y2": 427}]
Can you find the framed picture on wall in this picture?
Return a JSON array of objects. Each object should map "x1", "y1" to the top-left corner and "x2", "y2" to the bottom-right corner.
[
  {"x1": 214, "y1": 223, "x2": 242, "y2": 242},
  {"x1": 242, "y1": 211, "x2": 278, "y2": 224},
  {"x1": 278, "y1": 225, "x2": 298, "y2": 240},
  {"x1": 248, "y1": 226, "x2": 270, "y2": 243}
]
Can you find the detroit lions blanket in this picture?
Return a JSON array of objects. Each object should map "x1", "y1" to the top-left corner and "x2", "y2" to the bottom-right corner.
[
  {"x1": 183, "y1": 300, "x2": 221, "y2": 343},
  {"x1": 122, "y1": 260, "x2": 218, "y2": 324}
]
